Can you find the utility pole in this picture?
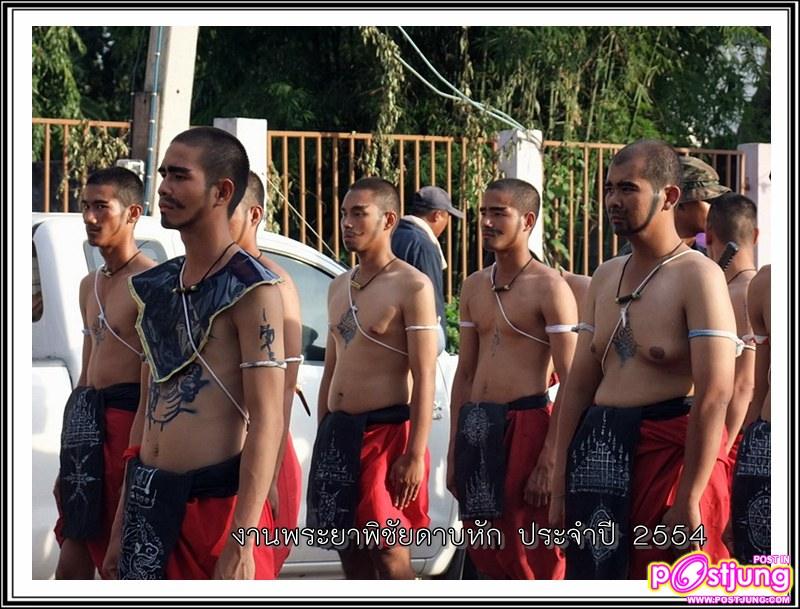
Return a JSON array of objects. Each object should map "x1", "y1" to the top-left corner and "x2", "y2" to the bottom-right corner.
[{"x1": 131, "y1": 26, "x2": 199, "y2": 215}]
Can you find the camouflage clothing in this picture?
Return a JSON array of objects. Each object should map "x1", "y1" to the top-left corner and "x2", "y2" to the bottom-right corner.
[{"x1": 679, "y1": 156, "x2": 731, "y2": 204}]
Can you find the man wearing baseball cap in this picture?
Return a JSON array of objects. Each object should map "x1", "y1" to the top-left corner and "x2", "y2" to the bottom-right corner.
[
  {"x1": 675, "y1": 156, "x2": 731, "y2": 253},
  {"x1": 392, "y1": 186, "x2": 463, "y2": 350}
]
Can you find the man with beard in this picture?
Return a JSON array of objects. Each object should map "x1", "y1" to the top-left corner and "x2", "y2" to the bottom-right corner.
[
  {"x1": 447, "y1": 178, "x2": 577, "y2": 579},
  {"x1": 54, "y1": 167, "x2": 156, "y2": 578},
  {"x1": 550, "y1": 139, "x2": 737, "y2": 579},
  {"x1": 104, "y1": 127, "x2": 286, "y2": 579},
  {"x1": 229, "y1": 171, "x2": 303, "y2": 576},
  {"x1": 306, "y1": 177, "x2": 438, "y2": 579}
]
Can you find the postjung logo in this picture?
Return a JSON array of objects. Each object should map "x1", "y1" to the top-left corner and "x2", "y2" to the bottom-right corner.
[{"x1": 649, "y1": 552, "x2": 792, "y2": 596}]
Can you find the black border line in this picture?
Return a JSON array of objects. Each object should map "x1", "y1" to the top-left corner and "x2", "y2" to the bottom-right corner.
[{"x1": 7, "y1": 2, "x2": 797, "y2": 607}]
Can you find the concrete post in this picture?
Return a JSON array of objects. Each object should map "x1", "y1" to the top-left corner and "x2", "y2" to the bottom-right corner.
[
  {"x1": 496, "y1": 129, "x2": 545, "y2": 260},
  {"x1": 737, "y1": 143, "x2": 771, "y2": 267},
  {"x1": 141, "y1": 26, "x2": 199, "y2": 217},
  {"x1": 213, "y1": 118, "x2": 269, "y2": 193}
]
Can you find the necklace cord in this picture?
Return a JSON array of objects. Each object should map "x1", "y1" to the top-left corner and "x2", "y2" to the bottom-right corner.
[
  {"x1": 491, "y1": 256, "x2": 534, "y2": 292},
  {"x1": 176, "y1": 242, "x2": 237, "y2": 294},
  {"x1": 351, "y1": 257, "x2": 397, "y2": 290},
  {"x1": 101, "y1": 249, "x2": 141, "y2": 277}
]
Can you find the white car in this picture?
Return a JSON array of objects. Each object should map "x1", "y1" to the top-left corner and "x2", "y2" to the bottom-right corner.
[{"x1": 32, "y1": 213, "x2": 463, "y2": 579}]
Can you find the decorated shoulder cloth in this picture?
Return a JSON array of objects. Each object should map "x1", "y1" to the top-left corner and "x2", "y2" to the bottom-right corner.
[{"x1": 129, "y1": 252, "x2": 281, "y2": 383}]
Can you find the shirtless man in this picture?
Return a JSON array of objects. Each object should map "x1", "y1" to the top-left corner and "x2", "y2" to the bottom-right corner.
[
  {"x1": 54, "y1": 167, "x2": 155, "y2": 579},
  {"x1": 307, "y1": 177, "x2": 438, "y2": 579},
  {"x1": 104, "y1": 127, "x2": 285, "y2": 579},
  {"x1": 447, "y1": 178, "x2": 577, "y2": 579},
  {"x1": 705, "y1": 193, "x2": 759, "y2": 458},
  {"x1": 550, "y1": 140, "x2": 737, "y2": 579},
  {"x1": 730, "y1": 264, "x2": 771, "y2": 563},
  {"x1": 229, "y1": 170, "x2": 303, "y2": 576}
]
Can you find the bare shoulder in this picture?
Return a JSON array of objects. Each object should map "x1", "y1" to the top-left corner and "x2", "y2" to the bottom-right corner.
[
  {"x1": 236, "y1": 280, "x2": 284, "y2": 312},
  {"x1": 78, "y1": 272, "x2": 93, "y2": 294},
  {"x1": 393, "y1": 258, "x2": 433, "y2": 294},
  {"x1": 135, "y1": 253, "x2": 158, "y2": 272},
  {"x1": 259, "y1": 255, "x2": 300, "y2": 301},
  {"x1": 589, "y1": 255, "x2": 628, "y2": 284},
  {"x1": 678, "y1": 250, "x2": 727, "y2": 286},
  {"x1": 749, "y1": 264, "x2": 771, "y2": 293},
  {"x1": 329, "y1": 270, "x2": 350, "y2": 294},
  {"x1": 460, "y1": 267, "x2": 491, "y2": 298}
]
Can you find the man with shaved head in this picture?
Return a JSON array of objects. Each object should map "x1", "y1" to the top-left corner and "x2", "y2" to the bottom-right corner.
[
  {"x1": 550, "y1": 139, "x2": 737, "y2": 579},
  {"x1": 307, "y1": 177, "x2": 438, "y2": 579},
  {"x1": 448, "y1": 177, "x2": 577, "y2": 579},
  {"x1": 705, "y1": 193, "x2": 759, "y2": 463}
]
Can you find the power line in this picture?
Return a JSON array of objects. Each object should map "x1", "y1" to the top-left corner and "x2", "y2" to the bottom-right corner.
[{"x1": 395, "y1": 26, "x2": 528, "y2": 133}]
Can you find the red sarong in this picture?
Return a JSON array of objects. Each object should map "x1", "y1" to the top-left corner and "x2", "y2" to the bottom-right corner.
[
  {"x1": 727, "y1": 432, "x2": 743, "y2": 492},
  {"x1": 354, "y1": 420, "x2": 430, "y2": 532},
  {"x1": 628, "y1": 416, "x2": 730, "y2": 579},
  {"x1": 164, "y1": 494, "x2": 275, "y2": 579},
  {"x1": 466, "y1": 407, "x2": 565, "y2": 580},
  {"x1": 272, "y1": 433, "x2": 301, "y2": 577},
  {"x1": 118, "y1": 446, "x2": 276, "y2": 580},
  {"x1": 54, "y1": 406, "x2": 136, "y2": 574}
]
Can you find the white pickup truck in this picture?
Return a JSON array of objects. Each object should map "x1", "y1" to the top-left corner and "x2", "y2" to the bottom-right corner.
[{"x1": 32, "y1": 212, "x2": 464, "y2": 579}]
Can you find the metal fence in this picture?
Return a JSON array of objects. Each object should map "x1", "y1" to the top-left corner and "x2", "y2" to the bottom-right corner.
[
  {"x1": 541, "y1": 140, "x2": 746, "y2": 276},
  {"x1": 32, "y1": 118, "x2": 132, "y2": 213},
  {"x1": 32, "y1": 118, "x2": 745, "y2": 300}
]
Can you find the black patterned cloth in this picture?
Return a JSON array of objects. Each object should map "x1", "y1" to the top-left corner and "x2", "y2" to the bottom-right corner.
[
  {"x1": 306, "y1": 405, "x2": 409, "y2": 533},
  {"x1": 454, "y1": 394, "x2": 549, "y2": 520},
  {"x1": 58, "y1": 383, "x2": 139, "y2": 540},
  {"x1": 118, "y1": 453, "x2": 240, "y2": 579},
  {"x1": 565, "y1": 397, "x2": 692, "y2": 579},
  {"x1": 732, "y1": 418, "x2": 771, "y2": 563},
  {"x1": 129, "y1": 252, "x2": 280, "y2": 383}
]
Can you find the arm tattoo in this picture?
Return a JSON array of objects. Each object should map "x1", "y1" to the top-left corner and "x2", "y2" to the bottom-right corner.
[
  {"x1": 259, "y1": 308, "x2": 277, "y2": 359},
  {"x1": 146, "y1": 363, "x2": 208, "y2": 430}
]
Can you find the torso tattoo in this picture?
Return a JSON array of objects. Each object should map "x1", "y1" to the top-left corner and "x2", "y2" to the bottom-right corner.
[
  {"x1": 611, "y1": 323, "x2": 637, "y2": 365},
  {"x1": 491, "y1": 324, "x2": 501, "y2": 357},
  {"x1": 146, "y1": 362, "x2": 209, "y2": 430},
  {"x1": 91, "y1": 314, "x2": 106, "y2": 344},
  {"x1": 336, "y1": 306, "x2": 358, "y2": 346}
]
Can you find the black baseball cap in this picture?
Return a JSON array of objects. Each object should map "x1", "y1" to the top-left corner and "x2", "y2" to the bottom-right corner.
[{"x1": 411, "y1": 186, "x2": 464, "y2": 219}]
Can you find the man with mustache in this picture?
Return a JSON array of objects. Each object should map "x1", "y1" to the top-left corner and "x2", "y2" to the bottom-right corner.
[
  {"x1": 447, "y1": 178, "x2": 577, "y2": 579},
  {"x1": 307, "y1": 177, "x2": 438, "y2": 579},
  {"x1": 550, "y1": 139, "x2": 737, "y2": 579},
  {"x1": 54, "y1": 167, "x2": 156, "y2": 578},
  {"x1": 228, "y1": 171, "x2": 303, "y2": 576},
  {"x1": 104, "y1": 127, "x2": 286, "y2": 579}
]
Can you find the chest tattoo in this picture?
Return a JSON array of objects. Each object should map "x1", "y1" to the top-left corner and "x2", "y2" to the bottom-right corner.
[
  {"x1": 612, "y1": 323, "x2": 637, "y2": 365},
  {"x1": 91, "y1": 314, "x2": 106, "y2": 344},
  {"x1": 146, "y1": 363, "x2": 209, "y2": 430},
  {"x1": 491, "y1": 324, "x2": 501, "y2": 357},
  {"x1": 336, "y1": 306, "x2": 358, "y2": 346}
]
